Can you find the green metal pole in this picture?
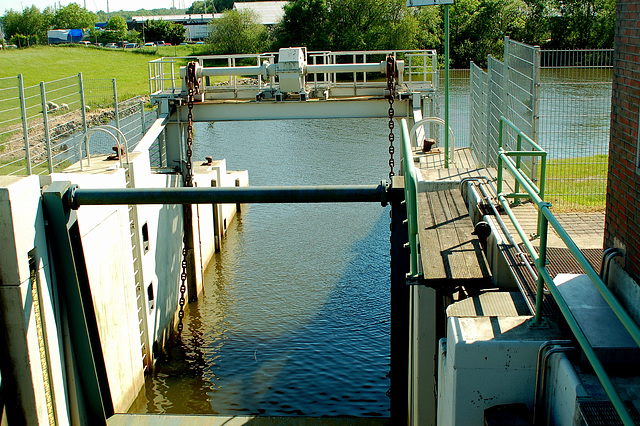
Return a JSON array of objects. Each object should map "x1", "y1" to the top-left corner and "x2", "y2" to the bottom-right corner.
[
  {"x1": 444, "y1": 4, "x2": 450, "y2": 168},
  {"x1": 532, "y1": 208, "x2": 549, "y2": 324},
  {"x1": 540, "y1": 266, "x2": 636, "y2": 426},
  {"x1": 71, "y1": 185, "x2": 387, "y2": 208}
]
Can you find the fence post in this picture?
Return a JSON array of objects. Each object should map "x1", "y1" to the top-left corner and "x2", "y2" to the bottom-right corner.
[
  {"x1": 532, "y1": 46, "x2": 541, "y2": 183},
  {"x1": 140, "y1": 99, "x2": 146, "y2": 135},
  {"x1": 112, "y1": 78, "x2": 121, "y2": 147},
  {"x1": 79, "y1": 73, "x2": 88, "y2": 134},
  {"x1": 40, "y1": 81, "x2": 54, "y2": 174},
  {"x1": 485, "y1": 56, "x2": 493, "y2": 167},
  {"x1": 18, "y1": 74, "x2": 32, "y2": 175}
]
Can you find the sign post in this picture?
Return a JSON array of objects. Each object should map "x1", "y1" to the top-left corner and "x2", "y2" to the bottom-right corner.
[{"x1": 406, "y1": 0, "x2": 453, "y2": 168}]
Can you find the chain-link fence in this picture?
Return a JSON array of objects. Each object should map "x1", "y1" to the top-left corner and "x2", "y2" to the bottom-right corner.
[{"x1": 0, "y1": 74, "x2": 158, "y2": 176}]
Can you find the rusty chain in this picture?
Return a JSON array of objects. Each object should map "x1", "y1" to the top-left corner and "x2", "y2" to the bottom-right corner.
[
  {"x1": 177, "y1": 62, "x2": 198, "y2": 338},
  {"x1": 386, "y1": 55, "x2": 396, "y2": 181}
]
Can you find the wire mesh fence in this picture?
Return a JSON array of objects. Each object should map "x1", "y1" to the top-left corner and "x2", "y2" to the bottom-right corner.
[
  {"x1": 538, "y1": 49, "x2": 613, "y2": 210},
  {"x1": 435, "y1": 69, "x2": 470, "y2": 150},
  {"x1": 0, "y1": 74, "x2": 158, "y2": 176},
  {"x1": 469, "y1": 40, "x2": 613, "y2": 211}
]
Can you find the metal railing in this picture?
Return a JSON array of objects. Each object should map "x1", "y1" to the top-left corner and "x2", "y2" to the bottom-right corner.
[
  {"x1": 400, "y1": 118, "x2": 419, "y2": 276},
  {"x1": 148, "y1": 49, "x2": 438, "y2": 98},
  {"x1": 496, "y1": 116, "x2": 640, "y2": 426},
  {"x1": 0, "y1": 74, "x2": 157, "y2": 176}
]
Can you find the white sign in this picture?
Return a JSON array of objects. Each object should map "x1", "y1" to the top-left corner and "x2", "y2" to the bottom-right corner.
[{"x1": 406, "y1": 0, "x2": 453, "y2": 6}]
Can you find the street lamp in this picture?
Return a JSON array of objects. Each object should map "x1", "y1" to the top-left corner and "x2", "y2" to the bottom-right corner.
[{"x1": 407, "y1": 0, "x2": 453, "y2": 167}]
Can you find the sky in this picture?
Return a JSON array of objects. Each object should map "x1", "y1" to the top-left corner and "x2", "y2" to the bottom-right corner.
[{"x1": 0, "y1": 0, "x2": 187, "y2": 14}]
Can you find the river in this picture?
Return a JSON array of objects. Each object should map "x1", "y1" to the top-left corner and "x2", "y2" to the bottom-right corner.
[{"x1": 132, "y1": 118, "x2": 393, "y2": 417}]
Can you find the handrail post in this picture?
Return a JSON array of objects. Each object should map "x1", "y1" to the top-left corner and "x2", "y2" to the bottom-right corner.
[
  {"x1": 532, "y1": 205, "x2": 550, "y2": 324},
  {"x1": 514, "y1": 134, "x2": 522, "y2": 201}
]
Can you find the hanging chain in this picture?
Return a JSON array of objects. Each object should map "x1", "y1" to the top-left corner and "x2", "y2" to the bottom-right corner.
[
  {"x1": 177, "y1": 62, "x2": 199, "y2": 338},
  {"x1": 386, "y1": 55, "x2": 396, "y2": 181}
]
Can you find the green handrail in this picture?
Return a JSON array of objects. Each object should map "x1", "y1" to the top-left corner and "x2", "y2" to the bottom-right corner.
[
  {"x1": 401, "y1": 118, "x2": 419, "y2": 276},
  {"x1": 496, "y1": 116, "x2": 640, "y2": 426}
]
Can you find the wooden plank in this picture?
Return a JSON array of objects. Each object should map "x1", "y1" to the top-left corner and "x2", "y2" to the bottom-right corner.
[
  {"x1": 449, "y1": 189, "x2": 491, "y2": 281},
  {"x1": 417, "y1": 188, "x2": 492, "y2": 287},
  {"x1": 417, "y1": 192, "x2": 447, "y2": 280}
]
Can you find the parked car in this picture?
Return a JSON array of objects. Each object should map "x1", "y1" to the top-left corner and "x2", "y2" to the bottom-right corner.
[
  {"x1": 154, "y1": 41, "x2": 165, "y2": 46},
  {"x1": 105, "y1": 43, "x2": 117, "y2": 48},
  {"x1": 195, "y1": 41, "x2": 205, "y2": 45},
  {"x1": 179, "y1": 42, "x2": 188, "y2": 46},
  {"x1": 79, "y1": 41, "x2": 90, "y2": 46},
  {"x1": 124, "y1": 43, "x2": 138, "y2": 49},
  {"x1": 94, "y1": 42, "x2": 103, "y2": 47},
  {"x1": 143, "y1": 42, "x2": 155, "y2": 47},
  {"x1": 163, "y1": 42, "x2": 171, "y2": 46}
]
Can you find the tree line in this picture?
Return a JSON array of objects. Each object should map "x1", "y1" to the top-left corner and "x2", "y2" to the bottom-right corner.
[
  {"x1": 210, "y1": 0, "x2": 615, "y2": 67},
  {"x1": 2, "y1": 0, "x2": 614, "y2": 67}
]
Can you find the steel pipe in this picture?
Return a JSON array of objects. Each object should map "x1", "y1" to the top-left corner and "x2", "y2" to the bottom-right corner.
[
  {"x1": 307, "y1": 62, "x2": 386, "y2": 74},
  {"x1": 70, "y1": 184, "x2": 387, "y2": 209}
]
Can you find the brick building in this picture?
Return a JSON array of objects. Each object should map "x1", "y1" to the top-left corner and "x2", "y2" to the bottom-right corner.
[{"x1": 605, "y1": 0, "x2": 640, "y2": 280}]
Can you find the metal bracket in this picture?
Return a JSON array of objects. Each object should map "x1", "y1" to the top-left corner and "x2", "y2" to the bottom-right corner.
[{"x1": 405, "y1": 274, "x2": 424, "y2": 285}]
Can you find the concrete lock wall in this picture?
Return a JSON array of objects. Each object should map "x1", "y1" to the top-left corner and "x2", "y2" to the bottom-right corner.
[
  {"x1": 47, "y1": 169, "x2": 145, "y2": 414},
  {"x1": 0, "y1": 145, "x2": 248, "y2": 420},
  {"x1": 0, "y1": 175, "x2": 70, "y2": 425}
]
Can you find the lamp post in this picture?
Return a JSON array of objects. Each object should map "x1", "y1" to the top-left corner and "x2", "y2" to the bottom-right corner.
[{"x1": 407, "y1": 0, "x2": 453, "y2": 167}]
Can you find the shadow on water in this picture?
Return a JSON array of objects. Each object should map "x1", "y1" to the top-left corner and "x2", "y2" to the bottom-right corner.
[{"x1": 135, "y1": 206, "x2": 391, "y2": 417}]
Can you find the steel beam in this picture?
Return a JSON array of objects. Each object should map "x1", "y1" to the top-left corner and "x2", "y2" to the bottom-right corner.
[
  {"x1": 175, "y1": 98, "x2": 409, "y2": 122},
  {"x1": 389, "y1": 176, "x2": 410, "y2": 424},
  {"x1": 70, "y1": 185, "x2": 387, "y2": 209},
  {"x1": 42, "y1": 181, "x2": 114, "y2": 424}
]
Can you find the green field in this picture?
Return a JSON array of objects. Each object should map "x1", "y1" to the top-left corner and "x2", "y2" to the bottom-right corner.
[
  {"x1": 543, "y1": 154, "x2": 608, "y2": 211},
  {"x1": 0, "y1": 44, "x2": 210, "y2": 99}
]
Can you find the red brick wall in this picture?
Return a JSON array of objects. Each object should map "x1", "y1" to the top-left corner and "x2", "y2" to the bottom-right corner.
[{"x1": 605, "y1": 0, "x2": 640, "y2": 278}]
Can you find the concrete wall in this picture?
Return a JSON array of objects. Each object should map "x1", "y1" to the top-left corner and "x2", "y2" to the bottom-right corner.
[
  {"x1": 47, "y1": 169, "x2": 144, "y2": 414},
  {"x1": 0, "y1": 176, "x2": 70, "y2": 425},
  {"x1": 0, "y1": 143, "x2": 248, "y2": 421},
  {"x1": 437, "y1": 316, "x2": 563, "y2": 425}
]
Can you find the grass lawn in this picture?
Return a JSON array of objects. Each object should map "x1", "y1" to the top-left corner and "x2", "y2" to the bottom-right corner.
[
  {"x1": 543, "y1": 154, "x2": 608, "y2": 211},
  {"x1": 0, "y1": 44, "x2": 211, "y2": 99}
]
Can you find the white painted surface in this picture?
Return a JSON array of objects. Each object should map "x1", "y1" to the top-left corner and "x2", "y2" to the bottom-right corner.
[
  {"x1": 0, "y1": 176, "x2": 70, "y2": 425},
  {"x1": 437, "y1": 316, "x2": 563, "y2": 425}
]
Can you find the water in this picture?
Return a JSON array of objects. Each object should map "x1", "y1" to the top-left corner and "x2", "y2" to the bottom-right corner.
[{"x1": 132, "y1": 118, "x2": 392, "y2": 417}]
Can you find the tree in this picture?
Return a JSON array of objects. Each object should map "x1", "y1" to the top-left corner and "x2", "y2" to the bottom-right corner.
[
  {"x1": 207, "y1": 9, "x2": 269, "y2": 54},
  {"x1": 144, "y1": 20, "x2": 186, "y2": 45},
  {"x1": 106, "y1": 15, "x2": 127, "y2": 40},
  {"x1": 1, "y1": 6, "x2": 51, "y2": 45},
  {"x1": 51, "y1": 3, "x2": 96, "y2": 29},
  {"x1": 273, "y1": 0, "x2": 330, "y2": 50},
  {"x1": 547, "y1": 0, "x2": 615, "y2": 48},
  {"x1": 186, "y1": 1, "x2": 216, "y2": 14},
  {"x1": 213, "y1": 0, "x2": 234, "y2": 12}
]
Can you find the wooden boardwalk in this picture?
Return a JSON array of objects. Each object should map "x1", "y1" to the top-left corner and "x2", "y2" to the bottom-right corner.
[{"x1": 414, "y1": 147, "x2": 606, "y2": 313}]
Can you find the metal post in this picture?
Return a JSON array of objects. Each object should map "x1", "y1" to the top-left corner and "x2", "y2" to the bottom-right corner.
[
  {"x1": 112, "y1": 78, "x2": 121, "y2": 147},
  {"x1": 389, "y1": 176, "x2": 409, "y2": 425},
  {"x1": 444, "y1": 4, "x2": 450, "y2": 168},
  {"x1": 79, "y1": 73, "x2": 88, "y2": 135},
  {"x1": 42, "y1": 181, "x2": 114, "y2": 423},
  {"x1": 40, "y1": 81, "x2": 54, "y2": 173},
  {"x1": 532, "y1": 45, "x2": 541, "y2": 184},
  {"x1": 18, "y1": 74, "x2": 32, "y2": 175},
  {"x1": 140, "y1": 100, "x2": 146, "y2": 135},
  {"x1": 532, "y1": 210, "x2": 549, "y2": 324}
]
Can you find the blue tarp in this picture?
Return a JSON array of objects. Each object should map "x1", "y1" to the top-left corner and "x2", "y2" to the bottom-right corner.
[{"x1": 68, "y1": 29, "x2": 83, "y2": 42}]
